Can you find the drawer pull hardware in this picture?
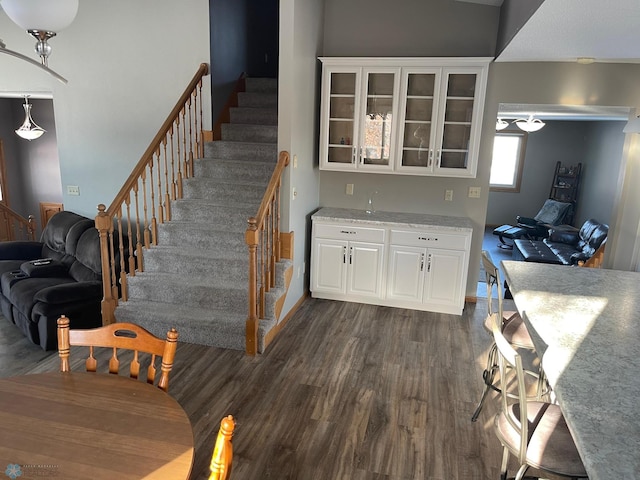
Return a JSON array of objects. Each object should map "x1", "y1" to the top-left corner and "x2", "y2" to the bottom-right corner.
[
  {"x1": 340, "y1": 230, "x2": 357, "y2": 235},
  {"x1": 418, "y1": 236, "x2": 438, "y2": 241}
]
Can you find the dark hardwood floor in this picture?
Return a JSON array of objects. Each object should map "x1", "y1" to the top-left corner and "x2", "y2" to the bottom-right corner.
[{"x1": 0, "y1": 297, "x2": 565, "y2": 479}]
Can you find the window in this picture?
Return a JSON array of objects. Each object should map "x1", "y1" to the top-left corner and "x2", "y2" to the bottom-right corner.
[{"x1": 489, "y1": 131, "x2": 527, "y2": 192}]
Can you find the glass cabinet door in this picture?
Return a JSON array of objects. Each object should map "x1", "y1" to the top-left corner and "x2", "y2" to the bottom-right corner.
[
  {"x1": 361, "y1": 72, "x2": 395, "y2": 166},
  {"x1": 400, "y1": 72, "x2": 437, "y2": 169},
  {"x1": 439, "y1": 73, "x2": 477, "y2": 170},
  {"x1": 327, "y1": 72, "x2": 357, "y2": 165}
]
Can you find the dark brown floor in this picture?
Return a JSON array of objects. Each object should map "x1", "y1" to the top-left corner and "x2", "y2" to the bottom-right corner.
[{"x1": 1, "y1": 296, "x2": 564, "y2": 479}]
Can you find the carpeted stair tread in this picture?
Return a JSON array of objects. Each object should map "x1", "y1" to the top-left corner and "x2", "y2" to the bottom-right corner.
[
  {"x1": 204, "y1": 141, "x2": 277, "y2": 161},
  {"x1": 237, "y1": 92, "x2": 277, "y2": 108},
  {"x1": 222, "y1": 123, "x2": 277, "y2": 143},
  {"x1": 245, "y1": 77, "x2": 278, "y2": 93},
  {"x1": 157, "y1": 223, "x2": 247, "y2": 252},
  {"x1": 230, "y1": 107, "x2": 278, "y2": 126}
]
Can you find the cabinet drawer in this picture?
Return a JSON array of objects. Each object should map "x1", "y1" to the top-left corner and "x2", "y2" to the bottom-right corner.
[
  {"x1": 390, "y1": 229, "x2": 468, "y2": 249},
  {"x1": 314, "y1": 223, "x2": 385, "y2": 243}
]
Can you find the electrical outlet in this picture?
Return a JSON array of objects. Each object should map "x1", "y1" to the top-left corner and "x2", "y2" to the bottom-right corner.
[
  {"x1": 468, "y1": 186, "x2": 481, "y2": 198},
  {"x1": 346, "y1": 184, "x2": 354, "y2": 195},
  {"x1": 67, "y1": 185, "x2": 80, "y2": 196},
  {"x1": 445, "y1": 189, "x2": 453, "y2": 201}
]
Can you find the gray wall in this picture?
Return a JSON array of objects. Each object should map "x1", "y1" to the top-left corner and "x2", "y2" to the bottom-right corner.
[
  {"x1": 0, "y1": 98, "x2": 62, "y2": 232},
  {"x1": 578, "y1": 121, "x2": 626, "y2": 228},
  {"x1": 278, "y1": 0, "x2": 325, "y2": 315},
  {"x1": 0, "y1": 0, "x2": 211, "y2": 220}
]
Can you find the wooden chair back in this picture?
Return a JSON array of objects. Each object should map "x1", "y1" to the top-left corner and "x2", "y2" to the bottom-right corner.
[
  {"x1": 209, "y1": 415, "x2": 236, "y2": 480},
  {"x1": 57, "y1": 315, "x2": 179, "y2": 392}
]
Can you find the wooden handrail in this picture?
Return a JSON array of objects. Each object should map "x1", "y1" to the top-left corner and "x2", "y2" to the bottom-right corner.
[
  {"x1": 0, "y1": 203, "x2": 36, "y2": 241},
  {"x1": 97, "y1": 63, "x2": 210, "y2": 324},
  {"x1": 105, "y1": 63, "x2": 209, "y2": 216},
  {"x1": 245, "y1": 151, "x2": 290, "y2": 355}
]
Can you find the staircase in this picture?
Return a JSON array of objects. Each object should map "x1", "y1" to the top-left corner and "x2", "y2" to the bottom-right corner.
[{"x1": 114, "y1": 77, "x2": 291, "y2": 352}]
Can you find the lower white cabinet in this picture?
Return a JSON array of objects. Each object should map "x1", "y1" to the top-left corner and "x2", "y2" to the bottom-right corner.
[{"x1": 311, "y1": 208, "x2": 472, "y2": 315}]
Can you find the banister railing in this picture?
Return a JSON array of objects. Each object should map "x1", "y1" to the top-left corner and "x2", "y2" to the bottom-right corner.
[
  {"x1": 245, "y1": 151, "x2": 290, "y2": 355},
  {"x1": 0, "y1": 204, "x2": 35, "y2": 241},
  {"x1": 96, "y1": 63, "x2": 210, "y2": 324}
]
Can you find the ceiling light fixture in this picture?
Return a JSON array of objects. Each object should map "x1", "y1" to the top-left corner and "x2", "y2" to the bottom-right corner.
[
  {"x1": 496, "y1": 118, "x2": 509, "y2": 131},
  {"x1": 1, "y1": 0, "x2": 78, "y2": 66},
  {"x1": 514, "y1": 115, "x2": 545, "y2": 133},
  {"x1": 15, "y1": 96, "x2": 46, "y2": 141}
]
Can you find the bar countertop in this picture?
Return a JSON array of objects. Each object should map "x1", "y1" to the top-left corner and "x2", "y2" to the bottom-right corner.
[{"x1": 501, "y1": 260, "x2": 640, "y2": 479}]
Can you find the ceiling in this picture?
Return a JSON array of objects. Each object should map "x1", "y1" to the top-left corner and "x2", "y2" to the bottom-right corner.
[{"x1": 496, "y1": 0, "x2": 640, "y2": 64}]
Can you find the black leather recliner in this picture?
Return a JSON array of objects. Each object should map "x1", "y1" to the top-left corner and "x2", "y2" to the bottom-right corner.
[
  {"x1": 515, "y1": 199, "x2": 574, "y2": 240},
  {"x1": 0, "y1": 211, "x2": 107, "y2": 350},
  {"x1": 513, "y1": 218, "x2": 608, "y2": 266}
]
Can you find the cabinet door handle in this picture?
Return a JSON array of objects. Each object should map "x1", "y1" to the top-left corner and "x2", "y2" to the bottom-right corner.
[
  {"x1": 428, "y1": 149, "x2": 433, "y2": 168},
  {"x1": 427, "y1": 253, "x2": 432, "y2": 273},
  {"x1": 420, "y1": 253, "x2": 425, "y2": 272},
  {"x1": 349, "y1": 246, "x2": 353, "y2": 264},
  {"x1": 343, "y1": 246, "x2": 347, "y2": 264}
]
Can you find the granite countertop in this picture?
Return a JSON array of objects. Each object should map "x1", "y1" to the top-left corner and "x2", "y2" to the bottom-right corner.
[
  {"x1": 312, "y1": 207, "x2": 473, "y2": 232},
  {"x1": 501, "y1": 260, "x2": 640, "y2": 480}
]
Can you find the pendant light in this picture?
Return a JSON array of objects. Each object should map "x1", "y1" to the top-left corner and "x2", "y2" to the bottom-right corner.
[
  {"x1": 495, "y1": 118, "x2": 509, "y2": 131},
  {"x1": 15, "y1": 96, "x2": 46, "y2": 141},
  {"x1": 514, "y1": 115, "x2": 545, "y2": 133}
]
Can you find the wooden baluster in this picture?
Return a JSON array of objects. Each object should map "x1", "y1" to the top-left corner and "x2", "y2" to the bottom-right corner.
[
  {"x1": 275, "y1": 181, "x2": 281, "y2": 262},
  {"x1": 187, "y1": 96, "x2": 194, "y2": 177},
  {"x1": 270, "y1": 199, "x2": 277, "y2": 288},
  {"x1": 96, "y1": 204, "x2": 116, "y2": 324},
  {"x1": 162, "y1": 137, "x2": 171, "y2": 221},
  {"x1": 115, "y1": 212, "x2": 127, "y2": 302},
  {"x1": 169, "y1": 127, "x2": 177, "y2": 201},
  {"x1": 245, "y1": 218, "x2": 259, "y2": 355},
  {"x1": 149, "y1": 157, "x2": 158, "y2": 245},
  {"x1": 154, "y1": 149, "x2": 164, "y2": 225},
  {"x1": 141, "y1": 169, "x2": 151, "y2": 249},
  {"x1": 133, "y1": 183, "x2": 143, "y2": 273},
  {"x1": 259, "y1": 226, "x2": 266, "y2": 318},
  {"x1": 265, "y1": 206, "x2": 272, "y2": 291},
  {"x1": 27, "y1": 215, "x2": 35, "y2": 241},
  {"x1": 182, "y1": 107, "x2": 189, "y2": 178},
  {"x1": 125, "y1": 198, "x2": 136, "y2": 276},
  {"x1": 197, "y1": 79, "x2": 204, "y2": 158},
  {"x1": 176, "y1": 116, "x2": 184, "y2": 197}
]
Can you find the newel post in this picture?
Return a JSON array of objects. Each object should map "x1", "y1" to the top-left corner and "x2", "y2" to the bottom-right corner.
[
  {"x1": 27, "y1": 215, "x2": 36, "y2": 241},
  {"x1": 96, "y1": 204, "x2": 116, "y2": 325},
  {"x1": 245, "y1": 218, "x2": 259, "y2": 355}
]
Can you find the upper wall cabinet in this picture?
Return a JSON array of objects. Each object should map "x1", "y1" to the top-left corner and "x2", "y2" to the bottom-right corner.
[{"x1": 319, "y1": 57, "x2": 491, "y2": 178}]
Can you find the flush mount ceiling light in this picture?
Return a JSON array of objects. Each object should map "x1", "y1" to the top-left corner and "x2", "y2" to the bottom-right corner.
[
  {"x1": 514, "y1": 115, "x2": 545, "y2": 133},
  {"x1": 496, "y1": 118, "x2": 509, "y2": 131},
  {"x1": 15, "y1": 96, "x2": 46, "y2": 141},
  {"x1": 0, "y1": 0, "x2": 77, "y2": 83}
]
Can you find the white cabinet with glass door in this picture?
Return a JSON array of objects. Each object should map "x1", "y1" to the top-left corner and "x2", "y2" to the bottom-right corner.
[
  {"x1": 319, "y1": 57, "x2": 490, "y2": 178},
  {"x1": 319, "y1": 62, "x2": 400, "y2": 172},
  {"x1": 396, "y1": 65, "x2": 487, "y2": 177}
]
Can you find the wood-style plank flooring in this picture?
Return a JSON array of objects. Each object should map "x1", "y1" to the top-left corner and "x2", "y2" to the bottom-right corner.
[{"x1": 0, "y1": 298, "x2": 567, "y2": 479}]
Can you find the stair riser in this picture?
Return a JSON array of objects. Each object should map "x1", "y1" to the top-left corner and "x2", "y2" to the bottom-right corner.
[
  {"x1": 204, "y1": 141, "x2": 278, "y2": 161},
  {"x1": 194, "y1": 160, "x2": 275, "y2": 183},
  {"x1": 245, "y1": 77, "x2": 278, "y2": 93},
  {"x1": 127, "y1": 279, "x2": 247, "y2": 310},
  {"x1": 237, "y1": 92, "x2": 278, "y2": 108},
  {"x1": 230, "y1": 108, "x2": 278, "y2": 126},
  {"x1": 171, "y1": 203, "x2": 255, "y2": 229},
  {"x1": 183, "y1": 180, "x2": 265, "y2": 204},
  {"x1": 221, "y1": 124, "x2": 277, "y2": 143},
  {"x1": 143, "y1": 250, "x2": 248, "y2": 279},
  {"x1": 157, "y1": 225, "x2": 247, "y2": 253}
]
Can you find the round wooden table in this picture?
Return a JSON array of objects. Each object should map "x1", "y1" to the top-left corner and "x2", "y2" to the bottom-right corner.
[{"x1": 0, "y1": 371, "x2": 194, "y2": 480}]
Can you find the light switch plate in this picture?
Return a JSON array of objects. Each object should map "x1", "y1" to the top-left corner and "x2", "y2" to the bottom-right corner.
[
  {"x1": 67, "y1": 185, "x2": 80, "y2": 196},
  {"x1": 468, "y1": 186, "x2": 481, "y2": 198},
  {"x1": 445, "y1": 189, "x2": 453, "y2": 201}
]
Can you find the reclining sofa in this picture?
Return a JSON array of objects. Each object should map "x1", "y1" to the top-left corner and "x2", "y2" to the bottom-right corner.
[
  {"x1": 0, "y1": 211, "x2": 106, "y2": 350},
  {"x1": 513, "y1": 218, "x2": 608, "y2": 266}
]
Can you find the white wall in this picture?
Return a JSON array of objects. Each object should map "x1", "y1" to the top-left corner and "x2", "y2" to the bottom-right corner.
[
  {"x1": 278, "y1": 0, "x2": 324, "y2": 316},
  {"x1": 0, "y1": 0, "x2": 211, "y2": 219}
]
